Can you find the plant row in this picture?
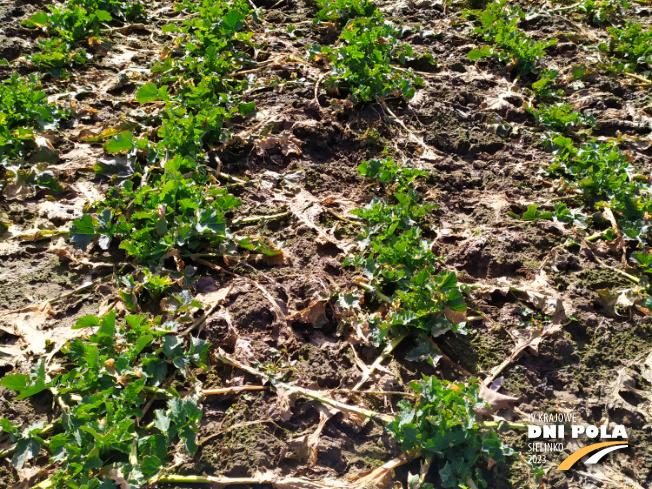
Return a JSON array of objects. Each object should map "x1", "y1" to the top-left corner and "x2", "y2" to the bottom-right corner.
[
  {"x1": 0, "y1": 312, "x2": 208, "y2": 489},
  {"x1": 68, "y1": 0, "x2": 283, "y2": 291},
  {"x1": 0, "y1": 74, "x2": 69, "y2": 198},
  {"x1": 308, "y1": 0, "x2": 427, "y2": 102},
  {"x1": 21, "y1": 0, "x2": 145, "y2": 71},
  {"x1": 465, "y1": 1, "x2": 652, "y2": 297},
  {"x1": 341, "y1": 158, "x2": 514, "y2": 488}
]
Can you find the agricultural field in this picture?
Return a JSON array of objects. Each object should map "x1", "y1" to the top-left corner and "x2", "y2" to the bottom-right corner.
[{"x1": 0, "y1": 0, "x2": 652, "y2": 487}]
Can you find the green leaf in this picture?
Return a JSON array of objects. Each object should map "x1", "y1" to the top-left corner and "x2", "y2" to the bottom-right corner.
[
  {"x1": 24, "y1": 420, "x2": 47, "y2": 436},
  {"x1": 161, "y1": 24, "x2": 178, "y2": 33},
  {"x1": 0, "y1": 374, "x2": 28, "y2": 391},
  {"x1": 73, "y1": 314, "x2": 100, "y2": 329},
  {"x1": 196, "y1": 209, "x2": 225, "y2": 234},
  {"x1": 552, "y1": 135, "x2": 572, "y2": 148},
  {"x1": 106, "y1": 131, "x2": 135, "y2": 154},
  {"x1": 154, "y1": 410, "x2": 170, "y2": 434},
  {"x1": 140, "y1": 454, "x2": 164, "y2": 478},
  {"x1": 468, "y1": 46, "x2": 491, "y2": 61},
  {"x1": 145, "y1": 360, "x2": 168, "y2": 386},
  {"x1": 23, "y1": 12, "x2": 49, "y2": 28},
  {"x1": 95, "y1": 310, "x2": 116, "y2": 346},
  {"x1": 16, "y1": 383, "x2": 49, "y2": 400},
  {"x1": 522, "y1": 204, "x2": 552, "y2": 221},
  {"x1": 120, "y1": 290, "x2": 138, "y2": 312},
  {"x1": 131, "y1": 335, "x2": 153, "y2": 358},
  {"x1": 405, "y1": 340, "x2": 442, "y2": 365},
  {"x1": 169, "y1": 397, "x2": 184, "y2": 424},
  {"x1": 223, "y1": 10, "x2": 245, "y2": 30},
  {"x1": 48, "y1": 434, "x2": 69, "y2": 462},
  {"x1": 136, "y1": 83, "x2": 159, "y2": 104},
  {"x1": 339, "y1": 292, "x2": 361, "y2": 309},
  {"x1": 438, "y1": 271, "x2": 459, "y2": 291},
  {"x1": 156, "y1": 218, "x2": 168, "y2": 236},
  {"x1": 83, "y1": 344, "x2": 100, "y2": 368},
  {"x1": 439, "y1": 461, "x2": 460, "y2": 488},
  {"x1": 179, "y1": 424, "x2": 197, "y2": 453},
  {"x1": 162, "y1": 336, "x2": 184, "y2": 359},
  {"x1": 216, "y1": 194, "x2": 242, "y2": 211},
  {"x1": 16, "y1": 361, "x2": 48, "y2": 400},
  {"x1": 95, "y1": 10, "x2": 112, "y2": 22},
  {"x1": 446, "y1": 288, "x2": 467, "y2": 313},
  {"x1": 238, "y1": 102, "x2": 256, "y2": 116},
  {"x1": 70, "y1": 215, "x2": 95, "y2": 250},
  {"x1": 0, "y1": 418, "x2": 18, "y2": 434},
  {"x1": 190, "y1": 337, "x2": 210, "y2": 367},
  {"x1": 12, "y1": 438, "x2": 41, "y2": 469}
]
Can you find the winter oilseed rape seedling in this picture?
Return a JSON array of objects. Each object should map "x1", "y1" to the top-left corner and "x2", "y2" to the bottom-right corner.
[
  {"x1": 574, "y1": 0, "x2": 630, "y2": 24},
  {"x1": 508, "y1": 203, "x2": 589, "y2": 229},
  {"x1": 0, "y1": 311, "x2": 209, "y2": 489},
  {"x1": 22, "y1": 0, "x2": 145, "y2": 70},
  {"x1": 127, "y1": 1, "x2": 254, "y2": 160},
  {"x1": 545, "y1": 136, "x2": 652, "y2": 299},
  {"x1": 0, "y1": 74, "x2": 68, "y2": 166},
  {"x1": 527, "y1": 103, "x2": 595, "y2": 133},
  {"x1": 466, "y1": 0, "x2": 557, "y2": 77},
  {"x1": 387, "y1": 376, "x2": 514, "y2": 488},
  {"x1": 599, "y1": 22, "x2": 652, "y2": 74},
  {"x1": 117, "y1": 269, "x2": 177, "y2": 312},
  {"x1": 552, "y1": 0, "x2": 631, "y2": 24},
  {"x1": 71, "y1": 156, "x2": 242, "y2": 262},
  {"x1": 507, "y1": 204, "x2": 552, "y2": 221},
  {"x1": 159, "y1": 0, "x2": 252, "y2": 89},
  {"x1": 71, "y1": 0, "x2": 278, "y2": 267},
  {"x1": 309, "y1": 16, "x2": 424, "y2": 102},
  {"x1": 546, "y1": 137, "x2": 652, "y2": 243},
  {"x1": 530, "y1": 69, "x2": 564, "y2": 101},
  {"x1": 0, "y1": 74, "x2": 68, "y2": 197},
  {"x1": 342, "y1": 158, "x2": 466, "y2": 360},
  {"x1": 313, "y1": 0, "x2": 378, "y2": 26}
]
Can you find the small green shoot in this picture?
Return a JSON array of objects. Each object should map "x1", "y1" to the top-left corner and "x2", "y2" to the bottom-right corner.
[
  {"x1": 343, "y1": 158, "x2": 466, "y2": 350},
  {"x1": 508, "y1": 204, "x2": 552, "y2": 221},
  {"x1": 466, "y1": 0, "x2": 557, "y2": 77},
  {"x1": 0, "y1": 311, "x2": 209, "y2": 488},
  {"x1": 309, "y1": 18, "x2": 424, "y2": 102},
  {"x1": 527, "y1": 103, "x2": 595, "y2": 133},
  {"x1": 387, "y1": 376, "x2": 514, "y2": 488},
  {"x1": 599, "y1": 22, "x2": 652, "y2": 74},
  {"x1": 530, "y1": 69, "x2": 564, "y2": 101},
  {"x1": 313, "y1": 0, "x2": 378, "y2": 26}
]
